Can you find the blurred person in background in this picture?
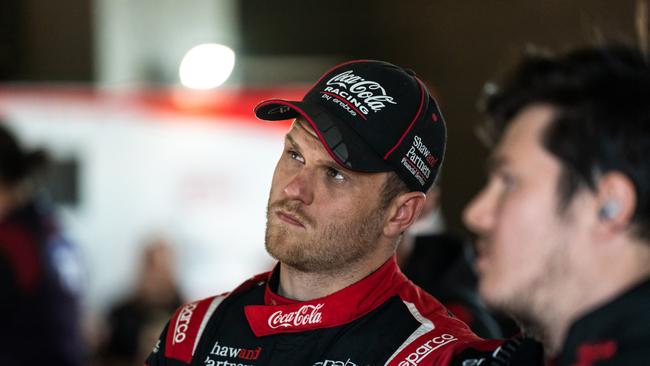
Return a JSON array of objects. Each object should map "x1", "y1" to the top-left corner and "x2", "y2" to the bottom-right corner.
[
  {"x1": 99, "y1": 237, "x2": 183, "y2": 366},
  {"x1": 144, "y1": 60, "x2": 539, "y2": 366},
  {"x1": 464, "y1": 45, "x2": 650, "y2": 364},
  {"x1": 398, "y1": 183, "x2": 506, "y2": 339},
  {"x1": 0, "y1": 121, "x2": 85, "y2": 366}
]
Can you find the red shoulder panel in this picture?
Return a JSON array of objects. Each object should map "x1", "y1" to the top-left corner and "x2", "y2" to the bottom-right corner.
[
  {"x1": 162, "y1": 271, "x2": 271, "y2": 364},
  {"x1": 164, "y1": 296, "x2": 220, "y2": 363}
]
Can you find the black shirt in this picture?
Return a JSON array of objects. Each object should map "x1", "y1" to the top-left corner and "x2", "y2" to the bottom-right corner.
[{"x1": 555, "y1": 278, "x2": 650, "y2": 365}]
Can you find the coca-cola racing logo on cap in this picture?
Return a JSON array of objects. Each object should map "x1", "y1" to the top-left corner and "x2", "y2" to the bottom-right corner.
[
  {"x1": 267, "y1": 303, "x2": 324, "y2": 329},
  {"x1": 320, "y1": 70, "x2": 397, "y2": 119}
]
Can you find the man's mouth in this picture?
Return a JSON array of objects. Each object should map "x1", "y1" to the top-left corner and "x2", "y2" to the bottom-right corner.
[
  {"x1": 276, "y1": 210, "x2": 305, "y2": 228},
  {"x1": 473, "y1": 239, "x2": 490, "y2": 272}
]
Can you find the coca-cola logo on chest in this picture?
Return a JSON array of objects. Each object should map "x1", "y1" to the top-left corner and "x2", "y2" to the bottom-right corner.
[{"x1": 268, "y1": 304, "x2": 324, "y2": 329}]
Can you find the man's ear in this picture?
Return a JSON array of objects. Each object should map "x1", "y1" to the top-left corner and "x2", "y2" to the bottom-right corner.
[
  {"x1": 595, "y1": 172, "x2": 637, "y2": 232},
  {"x1": 417, "y1": 186, "x2": 440, "y2": 221},
  {"x1": 383, "y1": 191, "x2": 427, "y2": 237}
]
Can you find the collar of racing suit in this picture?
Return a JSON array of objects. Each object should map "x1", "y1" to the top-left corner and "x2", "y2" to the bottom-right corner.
[
  {"x1": 555, "y1": 277, "x2": 650, "y2": 365},
  {"x1": 244, "y1": 256, "x2": 408, "y2": 337}
]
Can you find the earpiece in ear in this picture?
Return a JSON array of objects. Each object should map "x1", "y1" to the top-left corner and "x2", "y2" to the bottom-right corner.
[{"x1": 599, "y1": 200, "x2": 620, "y2": 220}]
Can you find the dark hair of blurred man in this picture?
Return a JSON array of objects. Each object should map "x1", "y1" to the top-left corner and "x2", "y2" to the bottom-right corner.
[{"x1": 464, "y1": 45, "x2": 650, "y2": 365}]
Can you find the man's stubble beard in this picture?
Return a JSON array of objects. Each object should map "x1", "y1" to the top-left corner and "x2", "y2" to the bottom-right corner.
[
  {"x1": 486, "y1": 234, "x2": 571, "y2": 350},
  {"x1": 265, "y1": 198, "x2": 386, "y2": 273}
]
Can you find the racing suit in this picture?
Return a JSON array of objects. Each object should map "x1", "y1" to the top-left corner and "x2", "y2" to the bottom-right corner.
[
  {"x1": 553, "y1": 278, "x2": 650, "y2": 365},
  {"x1": 145, "y1": 257, "x2": 516, "y2": 366}
]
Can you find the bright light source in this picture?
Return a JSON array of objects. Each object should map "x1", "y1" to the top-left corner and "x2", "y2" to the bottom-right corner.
[{"x1": 179, "y1": 44, "x2": 235, "y2": 90}]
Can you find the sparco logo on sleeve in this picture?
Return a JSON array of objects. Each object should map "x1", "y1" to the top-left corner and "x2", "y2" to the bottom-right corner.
[
  {"x1": 398, "y1": 334, "x2": 458, "y2": 366},
  {"x1": 323, "y1": 70, "x2": 397, "y2": 115},
  {"x1": 267, "y1": 303, "x2": 324, "y2": 329},
  {"x1": 173, "y1": 302, "x2": 198, "y2": 344},
  {"x1": 313, "y1": 358, "x2": 358, "y2": 366}
]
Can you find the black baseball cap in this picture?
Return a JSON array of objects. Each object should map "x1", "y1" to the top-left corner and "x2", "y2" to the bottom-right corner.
[{"x1": 255, "y1": 60, "x2": 446, "y2": 192}]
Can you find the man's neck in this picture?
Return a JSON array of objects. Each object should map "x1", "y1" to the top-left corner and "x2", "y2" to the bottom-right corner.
[
  {"x1": 540, "y1": 248, "x2": 650, "y2": 357},
  {"x1": 277, "y1": 254, "x2": 393, "y2": 301}
]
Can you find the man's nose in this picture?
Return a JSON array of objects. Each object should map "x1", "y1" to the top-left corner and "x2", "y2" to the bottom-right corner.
[
  {"x1": 283, "y1": 169, "x2": 314, "y2": 205},
  {"x1": 463, "y1": 188, "x2": 495, "y2": 235}
]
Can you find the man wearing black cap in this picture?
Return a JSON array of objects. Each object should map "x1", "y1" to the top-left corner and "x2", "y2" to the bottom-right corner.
[{"x1": 145, "y1": 60, "x2": 513, "y2": 366}]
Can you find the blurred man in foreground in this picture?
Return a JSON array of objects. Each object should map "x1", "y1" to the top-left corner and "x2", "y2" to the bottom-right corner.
[
  {"x1": 464, "y1": 45, "x2": 650, "y2": 364},
  {"x1": 145, "y1": 60, "x2": 516, "y2": 365}
]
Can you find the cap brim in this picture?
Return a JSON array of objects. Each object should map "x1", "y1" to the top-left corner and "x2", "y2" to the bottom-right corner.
[{"x1": 255, "y1": 99, "x2": 391, "y2": 172}]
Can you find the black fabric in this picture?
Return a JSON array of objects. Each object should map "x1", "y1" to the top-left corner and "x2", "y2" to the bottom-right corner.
[{"x1": 555, "y1": 278, "x2": 650, "y2": 365}]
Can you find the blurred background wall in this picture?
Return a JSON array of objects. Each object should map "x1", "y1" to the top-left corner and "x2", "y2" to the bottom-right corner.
[{"x1": 0, "y1": 0, "x2": 642, "y2": 318}]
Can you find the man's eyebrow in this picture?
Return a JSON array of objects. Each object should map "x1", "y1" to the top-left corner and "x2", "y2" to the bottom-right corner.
[
  {"x1": 285, "y1": 130, "x2": 352, "y2": 172},
  {"x1": 285, "y1": 133, "x2": 300, "y2": 150}
]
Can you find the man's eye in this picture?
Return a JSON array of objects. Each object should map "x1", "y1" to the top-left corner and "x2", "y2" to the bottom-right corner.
[
  {"x1": 326, "y1": 167, "x2": 346, "y2": 182},
  {"x1": 499, "y1": 172, "x2": 517, "y2": 192},
  {"x1": 288, "y1": 150, "x2": 304, "y2": 163}
]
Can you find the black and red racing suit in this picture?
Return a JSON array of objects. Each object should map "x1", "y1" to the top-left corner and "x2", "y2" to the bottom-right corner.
[{"x1": 145, "y1": 257, "x2": 511, "y2": 366}]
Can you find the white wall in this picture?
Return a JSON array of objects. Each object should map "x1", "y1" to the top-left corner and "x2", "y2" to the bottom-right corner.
[{"x1": 0, "y1": 91, "x2": 281, "y2": 311}]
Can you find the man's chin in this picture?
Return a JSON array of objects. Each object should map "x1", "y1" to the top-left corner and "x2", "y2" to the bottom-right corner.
[
  {"x1": 480, "y1": 285, "x2": 540, "y2": 332},
  {"x1": 478, "y1": 281, "x2": 511, "y2": 312},
  {"x1": 265, "y1": 237, "x2": 303, "y2": 267},
  {"x1": 264, "y1": 242, "x2": 334, "y2": 273},
  {"x1": 266, "y1": 250, "x2": 320, "y2": 273}
]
